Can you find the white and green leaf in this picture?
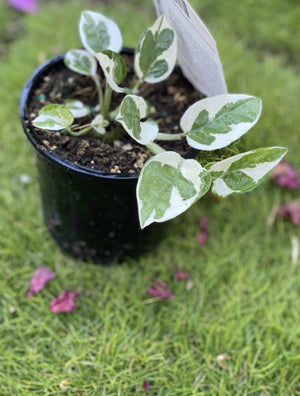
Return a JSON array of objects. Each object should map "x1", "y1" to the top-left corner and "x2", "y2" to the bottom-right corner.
[
  {"x1": 65, "y1": 99, "x2": 91, "y2": 118},
  {"x1": 33, "y1": 104, "x2": 74, "y2": 131},
  {"x1": 91, "y1": 114, "x2": 106, "y2": 135},
  {"x1": 116, "y1": 95, "x2": 158, "y2": 145},
  {"x1": 137, "y1": 151, "x2": 212, "y2": 229},
  {"x1": 95, "y1": 50, "x2": 127, "y2": 93},
  {"x1": 79, "y1": 10, "x2": 122, "y2": 54},
  {"x1": 206, "y1": 146, "x2": 287, "y2": 197},
  {"x1": 64, "y1": 49, "x2": 97, "y2": 77},
  {"x1": 180, "y1": 94, "x2": 262, "y2": 151},
  {"x1": 135, "y1": 14, "x2": 177, "y2": 83}
]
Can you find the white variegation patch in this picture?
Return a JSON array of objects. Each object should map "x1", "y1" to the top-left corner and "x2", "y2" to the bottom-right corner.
[
  {"x1": 181, "y1": 94, "x2": 262, "y2": 151},
  {"x1": 116, "y1": 95, "x2": 158, "y2": 145},
  {"x1": 64, "y1": 49, "x2": 97, "y2": 77},
  {"x1": 135, "y1": 14, "x2": 177, "y2": 83},
  {"x1": 137, "y1": 152, "x2": 212, "y2": 228},
  {"x1": 65, "y1": 99, "x2": 90, "y2": 118},
  {"x1": 241, "y1": 162, "x2": 280, "y2": 183},
  {"x1": 211, "y1": 178, "x2": 234, "y2": 197},
  {"x1": 95, "y1": 51, "x2": 125, "y2": 93},
  {"x1": 79, "y1": 11, "x2": 122, "y2": 54},
  {"x1": 180, "y1": 159, "x2": 205, "y2": 191},
  {"x1": 207, "y1": 146, "x2": 287, "y2": 197},
  {"x1": 152, "y1": 150, "x2": 180, "y2": 168}
]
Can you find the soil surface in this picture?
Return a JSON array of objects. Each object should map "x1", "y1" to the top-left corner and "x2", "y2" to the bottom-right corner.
[{"x1": 27, "y1": 51, "x2": 203, "y2": 175}]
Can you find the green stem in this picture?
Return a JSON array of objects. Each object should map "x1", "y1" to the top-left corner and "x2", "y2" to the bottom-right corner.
[
  {"x1": 146, "y1": 142, "x2": 166, "y2": 155},
  {"x1": 92, "y1": 75, "x2": 104, "y2": 114},
  {"x1": 156, "y1": 132, "x2": 186, "y2": 141},
  {"x1": 132, "y1": 79, "x2": 144, "y2": 94},
  {"x1": 67, "y1": 125, "x2": 93, "y2": 137},
  {"x1": 103, "y1": 85, "x2": 113, "y2": 119}
]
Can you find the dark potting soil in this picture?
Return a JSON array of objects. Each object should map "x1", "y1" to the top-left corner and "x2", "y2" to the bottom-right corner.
[{"x1": 27, "y1": 52, "x2": 203, "y2": 175}]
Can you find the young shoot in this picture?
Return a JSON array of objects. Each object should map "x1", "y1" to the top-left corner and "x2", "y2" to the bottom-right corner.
[{"x1": 32, "y1": 10, "x2": 287, "y2": 229}]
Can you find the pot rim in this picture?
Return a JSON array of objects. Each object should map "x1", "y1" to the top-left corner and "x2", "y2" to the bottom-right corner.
[{"x1": 20, "y1": 48, "x2": 198, "y2": 181}]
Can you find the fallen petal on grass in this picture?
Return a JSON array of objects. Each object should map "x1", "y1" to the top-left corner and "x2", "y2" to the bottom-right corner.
[
  {"x1": 19, "y1": 173, "x2": 32, "y2": 184},
  {"x1": 27, "y1": 266, "x2": 56, "y2": 297},
  {"x1": 272, "y1": 160, "x2": 300, "y2": 189},
  {"x1": 186, "y1": 279, "x2": 194, "y2": 290},
  {"x1": 50, "y1": 289, "x2": 81, "y2": 313},
  {"x1": 217, "y1": 353, "x2": 231, "y2": 370},
  {"x1": 7, "y1": 0, "x2": 38, "y2": 13},
  {"x1": 175, "y1": 269, "x2": 190, "y2": 280},
  {"x1": 278, "y1": 202, "x2": 300, "y2": 226},
  {"x1": 143, "y1": 382, "x2": 150, "y2": 391},
  {"x1": 148, "y1": 280, "x2": 175, "y2": 300},
  {"x1": 198, "y1": 229, "x2": 208, "y2": 246},
  {"x1": 59, "y1": 379, "x2": 70, "y2": 392}
]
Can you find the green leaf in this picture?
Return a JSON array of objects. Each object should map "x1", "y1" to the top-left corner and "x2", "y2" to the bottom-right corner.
[
  {"x1": 181, "y1": 94, "x2": 262, "y2": 151},
  {"x1": 33, "y1": 104, "x2": 74, "y2": 131},
  {"x1": 206, "y1": 147, "x2": 287, "y2": 197},
  {"x1": 64, "y1": 49, "x2": 97, "y2": 77},
  {"x1": 64, "y1": 99, "x2": 91, "y2": 118},
  {"x1": 79, "y1": 10, "x2": 122, "y2": 54},
  {"x1": 135, "y1": 14, "x2": 177, "y2": 83},
  {"x1": 95, "y1": 50, "x2": 127, "y2": 93},
  {"x1": 116, "y1": 95, "x2": 158, "y2": 145},
  {"x1": 137, "y1": 152, "x2": 212, "y2": 228}
]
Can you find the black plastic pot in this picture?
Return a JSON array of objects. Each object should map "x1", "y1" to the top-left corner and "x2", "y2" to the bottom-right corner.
[{"x1": 20, "y1": 49, "x2": 197, "y2": 264}]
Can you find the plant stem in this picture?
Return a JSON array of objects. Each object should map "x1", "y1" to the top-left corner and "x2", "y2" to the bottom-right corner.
[
  {"x1": 103, "y1": 85, "x2": 113, "y2": 119},
  {"x1": 132, "y1": 79, "x2": 143, "y2": 94},
  {"x1": 156, "y1": 132, "x2": 186, "y2": 141},
  {"x1": 146, "y1": 142, "x2": 166, "y2": 155},
  {"x1": 67, "y1": 125, "x2": 93, "y2": 137},
  {"x1": 92, "y1": 75, "x2": 104, "y2": 114}
]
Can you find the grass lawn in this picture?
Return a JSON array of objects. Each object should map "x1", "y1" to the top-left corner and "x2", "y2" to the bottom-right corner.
[{"x1": 0, "y1": 0, "x2": 300, "y2": 394}]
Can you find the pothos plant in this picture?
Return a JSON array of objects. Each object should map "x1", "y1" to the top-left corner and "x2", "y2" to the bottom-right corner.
[{"x1": 33, "y1": 10, "x2": 287, "y2": 229}]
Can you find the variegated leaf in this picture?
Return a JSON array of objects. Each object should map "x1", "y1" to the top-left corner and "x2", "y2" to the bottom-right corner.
[
  {"x1": 95, "y1": 50, "x2": 127, "y2": 93},
  {"x1": 137, "y1": 152, "x2": 212, "y2": 229},
  {"x1": 116, "y1": 95, "x2": 158, "y2": 145},
  {"x1": 65, "y1": 99, "x2": 90, "y2": 118},
  {"x1": 206, "y1": 146, "x2": 287, "y2": 197},
  {"x1": 64, "y1": 49, "x2": 97, "y2": 77},
  {"x1": 91, "y1": 114, "x2": 106, "y2": 135},
  {"x1": 181, "y1": 94, "x2": 262, "y2": 151},
  {"x1": 79, "y1": 10, "x2": 122, "y2": 54},
  {"x1": 33, "y1": 104, "x2": 74, "y2": 131},
  {"x1": 135, "y1": 14, "x2": 177, "y2": 83}
]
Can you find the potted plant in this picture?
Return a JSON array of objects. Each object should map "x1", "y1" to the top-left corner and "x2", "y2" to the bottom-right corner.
[{"x1": 20, "y1": 10, "x2": 287, "y2": 264}]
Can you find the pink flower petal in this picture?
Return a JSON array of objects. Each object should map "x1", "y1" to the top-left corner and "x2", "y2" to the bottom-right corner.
[
  {"x1": 272, "y1": 160, "x2": 300, "y2": 190},
  {"x1": 175, "y1": 269, "x2": 190, "y2": 280},
  {"x1": 6, "y1": 0, "x2": 38, "y2": 13},
  {"x1": 198, "y1": 229, "x2": 208, "y2": 246},
  {"x1": 147, "y1": 280, "x2": 175, "y2": 300},
  {"x1": 50, "y1": 289, "x2": 81, "y2": 313},
  {"x1": 143, "y1": 382, "x2": 150, "y2": 391},
  {"x1": 198, "y1": 216, "x2": 209, "y2": 246},
  {"x1": 278, "y1": 202, "x2": 300, "y2": 226},
  {"x1": 27, "y1": 266, "x2": 56, "y2": 297}
]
